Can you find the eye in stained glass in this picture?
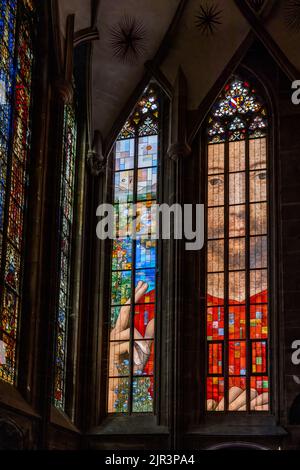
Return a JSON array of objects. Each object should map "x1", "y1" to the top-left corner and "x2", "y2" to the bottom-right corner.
[
  {"x1": 114, "y1": 170, "x2": 134, "y2": 203},
  {"x1": 0, "y1": 0, "x2": 35, "y2": 385},
  {"x1": 108, "y1": 86, "x2": 159, "y2": 414},
  {"x1": 53, "y1": 105, "x2": 77, "y2": 409},
  {"x1": 205, "y1": 77, "x2": 269, "y2": 413}
]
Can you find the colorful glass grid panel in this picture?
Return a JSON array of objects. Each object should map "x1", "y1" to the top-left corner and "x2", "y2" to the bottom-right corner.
[
  {"x1": 208, "y1": 342, "x2": 223, "y2": 375},
  {"x1": 115, "y1": 139, "x2": 134, "y2": 171},
  {"x1": 135, "y1": 240, "x2": 156, "y2": 269},
  {"x1": 134, "y1": 304, "x2": 155, "y2": 337},
  {"x1": 114, "y1": 170, "x2": 134, "y2": 203},
  {"x1": 54, "y1": 105, "x2": 77, "y2": 409},
  {"x1": 228, "y1": 306, "x2": 246, "y2": 340},
  {"x1": 112, "y1": 239, "x2": 132, "y2": 271},
  {"x1": 4, "y1": 242, "x2": 21, "y2": 292},
  {"x1": 138, "y1": 135, "x2": 158, "y2": 168},
  {"x1": 207, "y1": 79, "x2": 267, "y2": 143},
  {"x1": 206, "y1": 377, "x2": 224, "y2": 411},
  {"x1": 250, "y1": 304, "x2": 268, "y2": 339},
  {"x1": 113, "y1": 203, "x2": 133, "y2": 238},
  {"x1": 251, "y1": 341, "x2": 267, "y2": 374},
  {"x1": 137, "y1": 167, "x2": 157, "y2": 201},
  {"x1": 214, "y1": 81, "x2": 261, "y2": 115},
  {"x1": 135, "y1": 270, "x2": 156, "y2": 296},
  {"x1": 250, "y1": 376, "x2": 269, "y2": 411},
  {"x1": 205, "y1": 77, "x2": 269, "y2": 412},
  {"x1": 119, "y1": 87, "x2": 159, "y2": 140},
  {"x1": 108, "y1": 87, "x2": 159, "y2": 414},
  {"x1": 108, "y1": 378, "x2": 130, "y2": 413},
  {"x1": 132, "y1": 377, "x2": 154, "y2": 412},
  {"x1": 135, "y1": 202, "x2": 157, "y2": 238},
  {"x1": 228, "y1": 341, "x2": 247, "y2": 376},
  {"x1": 111, "y1": 270, "x2": 132, "y2": 306},
  {"x1": 207, "y1": 307, "x2": 224, "y2": 341},
  {"x1": 0, "y1": 0, "x2": 35, "y2": 385}
]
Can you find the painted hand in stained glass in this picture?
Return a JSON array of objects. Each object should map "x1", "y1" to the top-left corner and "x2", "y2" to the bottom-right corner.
[
  {"x1": 109, "y1": 281, "x2": 154, "y2": 377},
  {"x1": 208, "y1": 386, "x2": 269, "y2": 411}
]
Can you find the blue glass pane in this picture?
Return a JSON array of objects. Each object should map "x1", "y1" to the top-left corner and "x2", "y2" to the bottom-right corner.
[{"x1": 135, "y1": 240, "x2": 156, "y2": 269}]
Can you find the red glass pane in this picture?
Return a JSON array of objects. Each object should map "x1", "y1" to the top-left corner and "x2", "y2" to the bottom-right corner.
[
  {"x1": 228, "y1": 341, "x2": 246, "y2": 376},
  {"x1": 206, "y1": 377, "x2": 224, "y2": 411},
  {"x1": 228, "y1": 305, "x2": 246, "y2": 339},
  {"x1": 252, "y1": 341, "x2": 267, "y2": 374},
  {"x1": 133, "y1": 340, "x2": 154, "y2": 376},
  {"x1": 134, "y1": 304, "x2": 155, "y2": 338},
  {"x1": 250, "y1": 304, "x2": 268, "y2": 339},
  {"x1": 207, "y1": 306, "x2": 224, "y2": 340},
  {"x1": 208, "y1": 342, "x2": 223, "y2": 375}
]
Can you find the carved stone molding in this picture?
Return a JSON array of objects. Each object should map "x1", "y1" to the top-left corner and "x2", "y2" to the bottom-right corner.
[
  {"x1": 87, "y1": 130, "x2": 106, "y2": 176},
  {"x1": 55, "y1": 78, "x2": 74, "y2": 104},
  {"x1": 0, "y1": 418, "x2": 24, "y2": 450},
  {"x1": 87, "y1": 150, "x2": 106, "y2": 176},
  {"x1": 168, "y1": 68, "x2": 191, "y2": 162},
  {"x1": 74, "y1": 27, "x2": 100, "y2": 48},
  {"x1": 167, "y1": 142, "x2": 191, "y2": 161}
]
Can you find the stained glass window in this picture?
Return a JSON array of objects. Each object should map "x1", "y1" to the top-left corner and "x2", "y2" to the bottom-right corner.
[
  {"x1": 108, "y1": 86, "x2": 159, "y2": 414},
  {"x1": 53, "y1": 104, "x2": 77, "y2": 409},
  {"x1": 206, "y1": 78, "x2": 269, "y2": 412},
  {"x1": 0, "y1": 0, "x2": 35, "y2": 384}
]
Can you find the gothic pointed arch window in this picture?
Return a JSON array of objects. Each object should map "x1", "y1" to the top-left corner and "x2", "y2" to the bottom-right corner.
[
  {"x1": 0, "y1": 0, "x2": 36, "y2": 384},
  {"x1": 205, "y1": 77, "x2": 269, "y2": 412},
  {"x1": 107, "y1": 85, "x2": 159, "y2": 414},
  {"x1": 53, "y1": 103, "x2": 78, "y2": 410}
]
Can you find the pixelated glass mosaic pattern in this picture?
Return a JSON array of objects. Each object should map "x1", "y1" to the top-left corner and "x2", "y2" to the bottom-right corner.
[
  {"x1": 205, "y1": 78, "x2": 269, "y2": 412},
  {"x1": 108, "y1": 87, "x2": 159, "y2": 414},
  {"x1": 0, "y1": 0, "x2": 35, "y2": 385},
  {"x1": 53, "y1": 105, "x2": 77, "y2": 409}
]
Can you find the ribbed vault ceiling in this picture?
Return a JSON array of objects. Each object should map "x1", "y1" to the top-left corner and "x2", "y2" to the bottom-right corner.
[{"x1": 57, "y1": 0, "x2": 300, "y2": 142}]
